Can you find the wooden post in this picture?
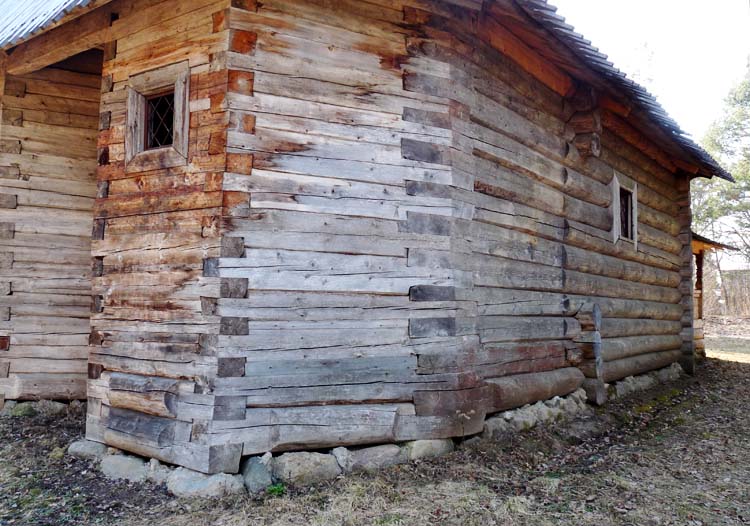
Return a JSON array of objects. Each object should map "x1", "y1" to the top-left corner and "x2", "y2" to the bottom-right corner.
[
  {"x1": 677, "y1": 176, "x2": 695, "y2": 374},
  {"x1": 574, "y1": 303, "x2": 607, "y2": 404},
  {"x1": 694, "y1": 250, "x2": 704, "y2": 320}
]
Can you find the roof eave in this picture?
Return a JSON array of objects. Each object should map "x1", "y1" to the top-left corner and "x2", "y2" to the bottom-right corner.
[{"x1": 0, "y1": 0, "x2": 113, "y2": 52}]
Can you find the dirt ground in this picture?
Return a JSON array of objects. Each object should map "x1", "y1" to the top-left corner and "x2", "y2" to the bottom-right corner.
[
  {"x1": 705, "y1": 316, "x2": 750, "y2": 363},
  {"x1": 1, "y1": 319, "x2": 749, "y2": 526}
]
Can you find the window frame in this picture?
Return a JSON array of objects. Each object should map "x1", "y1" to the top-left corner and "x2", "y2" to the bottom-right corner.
[
  {"x1": 612, "y1": 171, "x2": 638, "y2": 250},
  {"x1": 125, "y1": 61, "x2": 189, "y2": 173}
]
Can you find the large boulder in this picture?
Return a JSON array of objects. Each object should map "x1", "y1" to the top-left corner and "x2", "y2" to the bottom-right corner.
[
  {"x1": 272, "y1": 452, "x2": 341, "y2": 486},
  {"x1": 166, "y1": 468, "x2": 245, "y2": 498},
  {"x1": 100, "y1": 455, "x2": 147, "y2": 483},
  {"x1": 403, "y1": 439, "x2": 454, "y2": 461},
  {"x1": 240, "y1": 453, "x2": 274, "y2": 494},
  {"x1": 68, "y1": 439, "x2": 108, "y2": 461},
  {"x1": 333, "y1": 445, "x2": 406, "y2": 473}
]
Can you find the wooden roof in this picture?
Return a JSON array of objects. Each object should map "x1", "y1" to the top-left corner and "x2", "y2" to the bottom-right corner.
[
  {"x1": 0, "y1": 0, "x2": 112, "y2": 50},
  {"x1": 692, "y1": 232, "x2": 739, "y2": 254}
]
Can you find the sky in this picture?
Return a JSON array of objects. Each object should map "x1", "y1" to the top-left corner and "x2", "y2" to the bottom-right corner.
[{"x1": 552, "y1": 0, "x2": 750, "y2": 140}]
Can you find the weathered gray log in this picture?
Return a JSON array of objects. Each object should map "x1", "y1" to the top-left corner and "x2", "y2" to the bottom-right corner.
[
  {"x1": 600, "y1": 318, "x2": 682, "y2": 338},
  {"x1": 588, "y1": 350, "x2": 683, "y2": 383},
  {"x1": 563, "y1": 269, "x2": 682, "y2": 303},
  {"x1": 564, "y1": 219, "x2": 681, "y2": 271},
  {"x1": 566, "y1": 294, "x2": 683, "y2": 320},
  {"x1": 486, "y1": 367, "x2": 585, "y2": 413},
  {"x1": 564, "y1": 245, "x2": 681, "y2": 287},
  {"x1": 598, "y1": 335, "x2": 682, "y2": 362}
]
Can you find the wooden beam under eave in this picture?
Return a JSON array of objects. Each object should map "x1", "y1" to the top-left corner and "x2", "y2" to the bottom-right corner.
[
  {"x1": 478, "y1": 15, "x2": 575, "y2": 98},
  {"x1": 673, "y1": 159, "x2": 700, "y2": 175},
  {"x1": 5, "y1": 2, "x2": 119, "y2": 76},
  {"x1": 599, "y1": 95, "x2": 631, "y2": 118}
]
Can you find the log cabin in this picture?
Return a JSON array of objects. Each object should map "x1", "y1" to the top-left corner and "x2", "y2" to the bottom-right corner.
[
  {"x1": 691, "y1": 232, "x2": 737, "y2": 356},
  {"x1": 0, "y1": 0, "x2": 734, "y2": 473}
]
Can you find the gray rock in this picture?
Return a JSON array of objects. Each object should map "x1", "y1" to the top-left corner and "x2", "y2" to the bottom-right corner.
[
  {"x1": 570, "y1": 389, "x2": 588, "y2": 404},
  {"x1": 35, "y1": 400, "x2": 68, "y2": 416},
  {"x1": 101, "y1": 454, "x2": 147, "y2": 483},
  {"x1": 508, "y1": 407, "x2": 537, "y2": 431},
  {"x1": 0, "y1": 400, "x2": 17, "y2": 417},
  {"x1": 272, "y1": 452, "x2": 341, "y2": 486},
  {"x1": 336, "y1": 444, "x2": 405, "y2": 473},
  {"x1": 146, "y1": 459, "x2": 172, "y2": 485},
  {"x1": 166, "y1": 468, "x2": 245, "y2": 498},
  {"x1": 331, "y1": 447, "x2": 350, "y2": 471},
  {"x1": 560, "y1": 397, "x2": 582, "y2": 417},
  {"x1": 545, "y1": 406, "x2": 564, "y2": 421},
  {"x1": 68, "y1": 439, "x2": 108, "y2": 461},
  {"x1": 664, "y1": 363, "x2": 684, "y2": 381},
  {"x1": 240, "y1": 453, "x2": 273, "y2": 494},
  {"x1": 403, "y1": 439, "x2": 454, "y2": 460},
  {"x1": 10, "y1": 402, "x2": 37, "y2": 417},
  {"x1": 530, "y1": 401, "x2": 553, "y2": 422},
  {"x1": 482, "y1": 416, "x2": 515, "y2": 438},
  {"x1": 461, "y1": 436, "x2": 482, "y2": 448}
]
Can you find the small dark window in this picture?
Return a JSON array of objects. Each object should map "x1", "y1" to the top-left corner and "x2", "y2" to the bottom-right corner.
[
  {"x1": 145, "y1": 92, "x2": 175, "y2": 149},
  {"x1": 619, "y1": 187, "x2": 634, "y2": 240}
]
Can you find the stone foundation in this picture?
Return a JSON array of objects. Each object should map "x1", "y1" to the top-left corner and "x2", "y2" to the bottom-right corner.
[{"x1": 34, "y1": 362, "x2": 683, "y2": 498}]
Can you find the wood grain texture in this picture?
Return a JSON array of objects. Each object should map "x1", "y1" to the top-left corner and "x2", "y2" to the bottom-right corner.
[{"x1": 0, "y1": 64, "x2": 99, "y2": 401}]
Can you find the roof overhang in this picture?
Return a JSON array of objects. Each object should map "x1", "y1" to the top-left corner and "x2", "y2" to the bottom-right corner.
[
  {"x1": 692, "y1": 232, "x2": 739, "y2": 254},
  {"x1": 0, "y1": 0, "x2": 113, "y2": 51}
]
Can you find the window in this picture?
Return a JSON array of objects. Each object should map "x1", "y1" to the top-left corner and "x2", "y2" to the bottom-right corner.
[
  {"x1": 146, "y1": 92, "x2": 175, "y2": 149},
  {"x1": 612, "y1": 172, "x2": 638, "y2": 248},
  {"x1": 125, "y1": 61, "x2": 189, "y2": 172},
  {"x1": 619, "y1": 186, "x2": 634, "y2": 241}
]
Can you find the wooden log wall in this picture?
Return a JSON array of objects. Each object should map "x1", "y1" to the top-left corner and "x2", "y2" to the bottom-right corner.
[
  {"x1": 85, "y1": 0, "x2": 237, "y2": 474},
  {"x1": 73, "y1": 0, "x2": 696, "y2": 473},
  {"x1": 0, "y1": 64, "x2": 99, "y2": 401},
  {"x1": 205, "y1": 0, "x2": 692, "y2": 462}
]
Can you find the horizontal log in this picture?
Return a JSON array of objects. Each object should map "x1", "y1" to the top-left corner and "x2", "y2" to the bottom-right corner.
[
  {"x1": 486, "y1": 367, "x2": 585, "y2": 413},
  {"x1": 108, "y1": 390, "x2": 178, "y2": 419},
  {"x1": 563, "y1": 270, "x2": 682, "y2": 303},
  {"x1": 417, "y1": 340, "x2": 568, "y2": 377},
  {"x1": 596, "y1": 335, "x2": 683, "y2": 362},
  {"x1": 599, "y1": 319, "x2": 682, "y2": 338},
  {"x1": 598, "y1": 350, "x2": 682, "y2": 383},
  {"x1": 564, "y1": 245, "x2": 680, "y2": 287},
  {"x1": 565, "y1": 219, "x2": 681, "y2": 271}
]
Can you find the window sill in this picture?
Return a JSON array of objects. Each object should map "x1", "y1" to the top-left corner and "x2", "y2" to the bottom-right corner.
[{"x1": 125, "y1": 146, "x2": 186, "y2": 173}]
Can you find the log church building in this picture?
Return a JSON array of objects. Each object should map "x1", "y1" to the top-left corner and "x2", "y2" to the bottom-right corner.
[{"x1": 0, "y1": 0, "x2": 733, "y2": 473}]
